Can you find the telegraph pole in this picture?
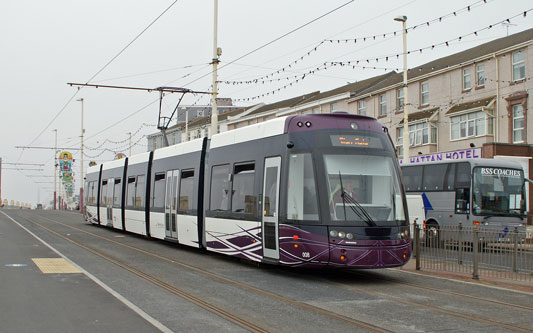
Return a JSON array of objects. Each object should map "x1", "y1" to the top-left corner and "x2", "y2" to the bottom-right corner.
[
  {"x1": 53, "y1": 129, "x2": 58, "y2": 210},
  {"x1": 210, "y1": 0, "x2": 220, "y2": 138},
  {"x1": 77, "y1": 98, "x2": 85, "y2": 212}
]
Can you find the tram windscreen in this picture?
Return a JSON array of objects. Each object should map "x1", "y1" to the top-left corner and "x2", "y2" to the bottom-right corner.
[
  {"x1": 324, "y1": 154, "x2": 406, "y2": 226},
  {"x1": 472, "y1": 167, "x2": 526, "y2": 216}
]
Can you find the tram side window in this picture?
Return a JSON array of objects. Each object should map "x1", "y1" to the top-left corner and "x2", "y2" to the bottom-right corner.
[
  {"x1": 135, "y1": 175, "x2": 145, "y2": 208},
  {"x1": 113, "y1": 178, "x2": 121, "y2": 207},
  {"x1": 101, "y1": 180, "x2": 108, "y2": 205},
  {"x1": 422, "y1": 164, "x2": 447, "y2": 191},
  {"x1": 402, "y1": 166, "x2": 422, "y2": 191},
  {"x1": 286, "y1": 153, "x2": 319, "y2": 221},
  {"x1": 90, "y1": 181, "x2": 96, "y2": 204},
  {"x1": 210, "y1": 165, "x2": 231, "y2": 211},
  {"x1": 232, "y1": 163, "x2": 256, "y2": 215},
  {"x1": 178, "y1": 170, "x2": 194, "y2": 214},
  {"x1": 152, "y1": 173, "x2": 166, "y2": 209},
  {"x1": 85, "y1": 182, "x2": 91, "y2": 204},
  {"x1": 127, "y1": 176, "x2": 136, "y2": 207}
]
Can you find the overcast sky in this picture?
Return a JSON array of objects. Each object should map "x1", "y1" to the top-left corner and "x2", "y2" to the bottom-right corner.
[{"x1": 1, "y1": 0, "x2": 531, "y2": 207}]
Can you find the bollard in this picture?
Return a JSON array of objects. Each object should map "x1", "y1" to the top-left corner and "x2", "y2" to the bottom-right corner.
[
  {"x1": 458, "y1": 222, "x2": 463, "y2": 265},
  {"x1": 512, "y1": 227, "x2": 518, "y2": 273},
  {"x1": 415, "y1": 223, "x2": 421, "y2": 270},
  {"x1": 472, "y1": 226, "x2": 479, "y2": 280}
]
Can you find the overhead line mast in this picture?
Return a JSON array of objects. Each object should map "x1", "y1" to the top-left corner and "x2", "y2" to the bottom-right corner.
[{"x1": 67, "y1": 83, "x2": 212, "y2": 147}]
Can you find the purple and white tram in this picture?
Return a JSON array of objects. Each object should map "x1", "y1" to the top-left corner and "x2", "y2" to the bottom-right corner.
[{"x1": 85, "y1": 113, "x2": 411, "y2": 268}]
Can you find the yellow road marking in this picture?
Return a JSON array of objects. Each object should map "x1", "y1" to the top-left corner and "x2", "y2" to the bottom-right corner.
[{"x1": 32, "y1": 258, "x2": 82, "y2": 274}]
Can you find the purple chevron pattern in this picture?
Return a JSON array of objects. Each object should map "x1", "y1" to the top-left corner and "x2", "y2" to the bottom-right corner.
[{"x1": 206, "y1": 224, "x2": 263, "y2": 262}]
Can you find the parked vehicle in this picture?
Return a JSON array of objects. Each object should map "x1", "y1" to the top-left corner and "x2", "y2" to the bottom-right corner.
[
  {"x1": 406, "y1": 194, "x2": 424, "y2": 240},
  {"x1": 401, "y1": 159, "x2": 527, "y2": 242}
]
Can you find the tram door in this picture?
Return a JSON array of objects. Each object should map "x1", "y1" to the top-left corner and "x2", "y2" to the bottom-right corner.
[
  {"x1": 165, "y1": 170, "x2": 180, "y2": 239},
  {"x1": 106, "y1": 178, "x2": 114, "y2": 226},
  {"x1": 262, "y1": 157, "x2": 281, "y2": 260}
]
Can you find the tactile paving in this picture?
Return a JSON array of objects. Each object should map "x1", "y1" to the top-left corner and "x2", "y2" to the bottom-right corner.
[{"x1": 32, "y1": 258, "x2": 82, "y2": 274}]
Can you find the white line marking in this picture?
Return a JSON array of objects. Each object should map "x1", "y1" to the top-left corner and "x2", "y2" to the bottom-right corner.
[{"x1": 0, "y1": 210, "x2": 172, "y2": 333}]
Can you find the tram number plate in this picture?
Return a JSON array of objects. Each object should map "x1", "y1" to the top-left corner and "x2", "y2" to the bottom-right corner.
[{"x1": 302, "y1": 252, "x2": 310, "y2": 258}]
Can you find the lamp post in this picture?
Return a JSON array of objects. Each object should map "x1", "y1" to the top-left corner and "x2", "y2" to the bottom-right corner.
[
  {"x1": 53, "y1": 129, "x2": 58, "y2": 210},
  {"x1": 394, "y1": 15, "x2": 409, "y2": 162},
  {"x1": 77, "y1": 98, "x2": 85, "y2": 212},
  {"x1": 210, "y1": 0, "x2": 220, "y2": 138}
]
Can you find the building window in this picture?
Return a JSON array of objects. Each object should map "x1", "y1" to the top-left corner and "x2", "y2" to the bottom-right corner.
[
  {"x1": 312, "y1": 107, "x2": 320, "y2": 114},
  {"x1": 512, "y1": 50, "x2": 526, "y2": 81},
  {"x1": 420, "y1": 82, "x2": 429, "y2": 105},
  {"x1": 450, "y1": 110, "x2": 493, "y2": 140},
  {"x1": 379, "y1": 94, "x2": 387, "y2": 116},
  {"x1": 331, "y1": 103, "x2": 338, "y2": 112},
  {"x1": 397, "y1": 122, "x2": 437, "y2": 156},
  {"x1": 358, "y1": 100, "x2": 366, "y2": 115},
  {"x1": 397, "y1": 122, "x2": 435, "y2": 148},
  {"x1": 463, "y1": 68, "x2": 471, "y2": 90},
  {"x1": 512, "y1": 104, "x2": 524, "y2": 143},
  {"x1": 397, "y1": 89, "x2": 404, "y2": 111},
  {"x1": 476, "y1": 64, "x2": 485, "y2": 86}
]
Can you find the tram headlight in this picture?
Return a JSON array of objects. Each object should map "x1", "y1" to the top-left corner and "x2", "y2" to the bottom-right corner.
[
  {"x1": 305, "y1": 121, "x2": 312, "y2": 128},
  {"x1": 338, "y1": 231, "x2": 346, "y2": 239},
  {"x1": 346, "y1": 233, "x2": 354, "y2": 240},
  {"x1": 329, "y1": 230, "x2": 338, "y2": 237}
]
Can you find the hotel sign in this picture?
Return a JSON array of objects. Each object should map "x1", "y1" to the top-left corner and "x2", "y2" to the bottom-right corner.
[{"x1": 399, "y1": 147, "x2": 481, "y2": 165}]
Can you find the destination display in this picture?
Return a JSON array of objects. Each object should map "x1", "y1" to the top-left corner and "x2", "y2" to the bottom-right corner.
[{"x1": 330, "y1": 134, "x2": 382, "y2": 148}]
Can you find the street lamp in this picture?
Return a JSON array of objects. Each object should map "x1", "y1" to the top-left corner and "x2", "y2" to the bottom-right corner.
[
  {"x1": 394, "y1": 15, "x2": 409, "y2": 162},
  {"x1": 77, "y1": 98, "x2": 85, "y2": 212}
]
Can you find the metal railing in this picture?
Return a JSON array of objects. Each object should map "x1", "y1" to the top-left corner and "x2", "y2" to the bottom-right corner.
[{"x1": 413, "y1": 223, "x2": 533, "y2": 282}]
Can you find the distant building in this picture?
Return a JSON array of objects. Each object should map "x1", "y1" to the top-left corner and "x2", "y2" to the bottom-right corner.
[{"x1": 146, "y1": 99, "x2": 240, "y2": 150}]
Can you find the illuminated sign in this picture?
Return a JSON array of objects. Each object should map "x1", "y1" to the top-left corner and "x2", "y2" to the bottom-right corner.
[{"x1": 330, "y1": 135, "x2": 382, "y2": 148}]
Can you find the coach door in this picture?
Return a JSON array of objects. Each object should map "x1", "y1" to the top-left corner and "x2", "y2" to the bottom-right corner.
[
  {"x1": 165, "y1": 170, "x2": 180, "y2": 239},
  {"x1": 262, "y1": 157, "x2": 281, "y2": 260}
]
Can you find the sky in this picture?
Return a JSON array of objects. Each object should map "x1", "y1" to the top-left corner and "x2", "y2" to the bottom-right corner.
[{"x1": 0, "y1": 0, "x2": 531, "y2": 207}]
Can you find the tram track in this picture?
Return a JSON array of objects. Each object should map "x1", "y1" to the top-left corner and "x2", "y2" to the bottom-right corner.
[
  {"x1": 11, "y1": 211, "x2": 390, "y2": 333},
  {"x1": 15, "y1": 211, "x2": 533, "y2": 332},
  {"x1": 318, "y1": 273, "x2": 532, "y2": 332},
  {"x1": 348, "y1": 270, "x2": 533, "y2": 312}
]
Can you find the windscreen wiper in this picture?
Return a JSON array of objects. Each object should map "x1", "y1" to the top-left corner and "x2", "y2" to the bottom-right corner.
[{"x1": 341, "y1": 191, "x2": 377, "y2": 227}]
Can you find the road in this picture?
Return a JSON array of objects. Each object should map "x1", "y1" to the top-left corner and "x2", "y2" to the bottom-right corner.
[{"x1": 2, "y1": 209, "x2": 532, "y2": 332}]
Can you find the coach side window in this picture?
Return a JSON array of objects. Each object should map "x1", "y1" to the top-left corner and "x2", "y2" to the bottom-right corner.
[
  {"x1": 401, "y1": 166, "x2": 422, "y2": 191},
  {"x1": 127, "y1": 176, "x2": 136, "y2": 207},
  {"x1": 422, "y1": 164, "x2": 447, "y2": 191},
  {"x1": 135, "y1": 175, "x2": 145, "y2": 208},
  {"x1": 210, "y1": 165, "x2": 231, "y2": 211},
  {"x1": 152, "y1": 173, "x2": 166, "y2": 209},
  {"x1": 232, "y1": 163, "x2": 256, "y2": 215},
  {"x1": 179, "y1": 170, "x2": 194, "y2": 214},
  {"x1": 444, "y1": 163, "x2": 456, "y2": 190}
]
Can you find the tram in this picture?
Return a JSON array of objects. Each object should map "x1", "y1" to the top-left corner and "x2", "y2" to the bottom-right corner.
[{"x1": 85, "y1": 113, "x2": 411, "y2": 268}]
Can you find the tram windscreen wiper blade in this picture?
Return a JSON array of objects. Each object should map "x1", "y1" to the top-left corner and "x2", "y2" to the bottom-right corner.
[{"x1": 341, "y1": 191, "x2": 376, "y2": 227}]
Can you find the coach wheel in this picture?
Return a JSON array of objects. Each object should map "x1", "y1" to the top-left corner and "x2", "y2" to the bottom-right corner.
[{"x1": 425, "y1": 221, "x2": 440, "y2": 246}]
